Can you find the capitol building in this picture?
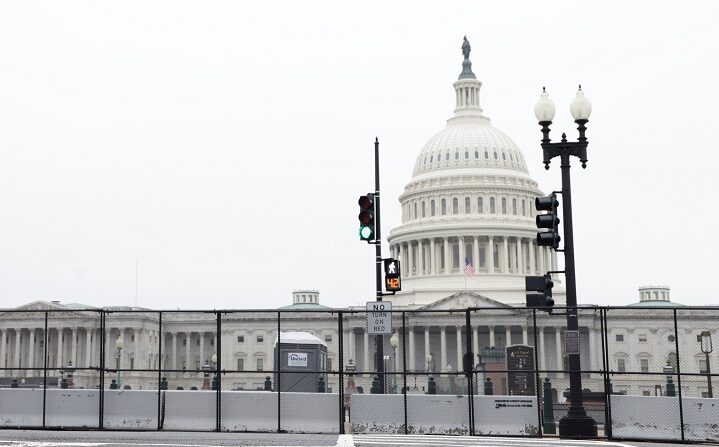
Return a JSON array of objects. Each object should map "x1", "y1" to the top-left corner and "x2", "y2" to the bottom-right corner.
[{"x1": 1, "y1": 40, "x2": 716, "y2": 400}]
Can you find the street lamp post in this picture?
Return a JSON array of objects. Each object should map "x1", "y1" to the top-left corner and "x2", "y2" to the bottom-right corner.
[
  {"x1": 699, "y1": 331, "x2": 713, "y2": 398},
  {"x1": 115, "y1": 335, "x2": 124, "y2": 390},
  {"x1": 534, "y1": 86, "x2": 597, "y2": 438},
  {"x1": 390, "y1": 333, "x2": 399, "y2": 394}
]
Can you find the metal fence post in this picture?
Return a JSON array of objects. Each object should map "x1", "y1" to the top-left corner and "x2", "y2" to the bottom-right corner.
[
  {"x1": 532, "y1": 309, "x2": 543, "y2": 437},
  {"x1": 599, "y1": 308, "x2": 611, "y2": 438},
  {"x1": 402, "y1": 312, "x2": 408, "y2": 435},
  {"x1": 673, "y1": 308, "x2": 685, "y2": 441},
  {"x1": 215, "y1": 311, "x2": 222, "y2": 432},
  {"x1": 338, "y1": 311, "x2": 345, "y2": 434},
  {"x1": 157, "y1": 311, "x2": 163, "y2": 430},
  {"x1": 42, "y1": 311, "x2": 48, "y2": 428},
  {"x1": 99, "y1": 310, "x2": 106, "y2": 429},
  {"x1": 277, "y1": 311, "x2": 282, "y2": 433},
  {"x1": 465, "y1": 310, "x2": 475, "y2": 436}
]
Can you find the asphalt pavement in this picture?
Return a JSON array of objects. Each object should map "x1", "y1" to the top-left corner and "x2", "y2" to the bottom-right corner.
[{"x1": 0, "y1": 430, "x2": 706, "y2": 447}]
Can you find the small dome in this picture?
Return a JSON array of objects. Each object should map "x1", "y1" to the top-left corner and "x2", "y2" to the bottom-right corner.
[{"x1": 412, "y1": 121, "x2": 529, "y2": 178}]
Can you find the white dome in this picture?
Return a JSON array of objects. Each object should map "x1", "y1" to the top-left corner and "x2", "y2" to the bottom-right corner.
[{"x1": 412, "y1": 119, "x2": 530, "y2": 178}]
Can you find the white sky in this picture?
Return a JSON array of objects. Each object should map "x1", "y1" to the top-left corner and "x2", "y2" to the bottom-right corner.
[{"x1": 1, "y1": 1, "x2": 718, "y2": 309}]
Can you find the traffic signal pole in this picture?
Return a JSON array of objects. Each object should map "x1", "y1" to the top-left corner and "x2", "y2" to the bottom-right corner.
[{"x1": 373, "y1": 138, "x2": 385, "y2": 393}]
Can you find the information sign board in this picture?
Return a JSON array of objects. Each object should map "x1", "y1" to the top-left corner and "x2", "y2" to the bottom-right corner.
[
  {"x1": 564, "y1": 330, "x2": 580, "y2": 355},
  {"x1": 506, "y1": 345, "x2": 535, "y2": 396},
  {"x1": 366, "y1": 301, "x2": 392, "y2": 335}
]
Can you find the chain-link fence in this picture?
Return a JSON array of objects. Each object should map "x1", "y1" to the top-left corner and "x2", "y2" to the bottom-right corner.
[{"x1": 0, "y1": 306, "x2": 717, "y2": 441}]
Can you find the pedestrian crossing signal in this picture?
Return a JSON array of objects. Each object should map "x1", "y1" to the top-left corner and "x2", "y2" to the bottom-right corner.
[{"x1": 384, "y1": 258, "x2": 401, "y2": 292}]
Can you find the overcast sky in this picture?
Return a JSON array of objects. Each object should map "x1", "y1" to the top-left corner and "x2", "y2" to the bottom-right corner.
[{"x1": 1, "y1": 1, "x2": 718, "y2": 309}]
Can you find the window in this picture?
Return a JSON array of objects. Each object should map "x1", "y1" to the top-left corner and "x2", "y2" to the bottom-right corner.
[
  {"x1": 445, "y1": 152, "x2": 450, "y2": 161},
  {"x1": 638, "y1": 334, "x2": 647, "y2": 342},
  {"x1": 484, "y1": 150, "x2": 489, "y2": 159},
  {"x1": 615, "y1": 334, "x2": 624, "y2": 342},
  {"x1": 478, "y1": 197, "x2": 483, "y2": 213},
  {"x1": 512, "y1": 198, "x2": 517, "y2": 215},
  {"x1": 642, "y1": 390, "x2": 651, "y2": 396},
  {"x1": 640, "y1": 358, "x2": 649, "y2": 373},
  {"x1": 430, "y1": 155, "x2": 433, "y2": 163},
  {"x1": 130, "y1": 358, "x2": 134, "y2": 370},
  {"x1": 464, "y1": 151, "x2": 469, "y2": 160},
  {"x1": 452, "y1": 198, "x2": 458, "y2": 214},
  {"x1": 501, "y1": 198, "x2": 507, "y2": 214},
  {"x1": 196, "y1": 339, "x2": 200, "y2": 346},
  {"x1": 183, "y1": 339, "x2": 187, "y2": 346},
  {"x1": 324, "y1": 334, "x2": 332, "y2": 343},
  {"x1": 256, "y1": 358, "x2": 264, "y2": 371},
  {"x1": 454, "y1": 151, "x2": 459, "y2": 160},
  {"x1": 237, "y1": 358, "x2": 244, "y2": 371},
  {"x1": 441, "y1": 199, "x2": 447, "y2": 215},
  {"x1": 210, "y1": 338, "x2": 214, "y2": 346},
  {"x1": 522, "y1": 199, "x2": 526, "y2": 216},
  {"x1": 431, "y1": 200, "x2": 436, "y2": 216},
  {"x1": 502, "y1": 152, "x2": 506, "y2": 160},
  {"x1": 237, "y1": 336, "x2": 244, "y2": 343},
  {"x1": 421, "y1": 201, "x2": 426, "y2": 218},
  {"x1": 464, "y1": 197, "x2": 470, "y2": 213},
  {"x1": 256, "y1": 335, "x2": 264, "y2": 343},
  {"x1": 617, "y1": 358, "x2": 626, "y2": 372},
  {"x1": 490, "y1": 197, "x2": 496, "y2": 213},
  {"x1": 474, "y1": 150, "x2": 479, "y2": 159},
  {"x1": 131, "y1": 335, "x2": 135, "y2": 342},
  {"x1": 493, "y1": 151, "x2": 498, "y2": 160},
  {"x1": 327, "y1": 358, "x2": 333, "y2": 372},
  {"x1": 414, "y1": 203, "x2": 417, "y2": 219},
  {"x1": 479, "y1": 245, "x2": 486, "y2": 267}
]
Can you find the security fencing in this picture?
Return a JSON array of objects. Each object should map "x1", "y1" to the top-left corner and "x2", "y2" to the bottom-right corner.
[{"x1": 0, "y1": 306, "x2": 717, "y2": 442}]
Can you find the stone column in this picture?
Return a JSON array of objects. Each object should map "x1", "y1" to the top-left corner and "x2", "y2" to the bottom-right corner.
[
  {"x1": 473, "y1": 236, "x2": 479, "y2": 269},
  {"x1": 408, "y1": 328, "x2": 415, "y2": 371},
  {"x1": 418, "y1": 240, "x2": 424, "y2": 275},
  {"x1": 588, "y1": 328, "x2": 596, "y2": 376},
  {"x1": 71, "y1": 328, "x2": 78, "y2": 366},
  {"x1": 472, "y1": 327, "x2": 479, "y2": 359},
  {"x1": 0, "y1": 330, "x2": 7, "y2": 376},
  {"x1": 171, "y1": 332, "x2": 177, "y2": 371},
  {"x1": 424, "y1": 327, "x2": 430, "y2": 370},
  {"x1": 440, "y1": 327, "x2": 447, "y2": 371},
  {"x1": 407, "y1": 241, "x2": 414, "y2": 277},
  {"x1": 488, "y1": 236, "x2": 495, "y2": 274},
  {"x1": 444, "y1": 238, "x2": 450, "y2": 274},
  {"x1": 502, "y1": 237, "x2": 509, "y2": 273},
  {"x1": 185, "y1": 332, "x2": 191, "y2": 370},
  {"x1": 539, "y1": 328, "x2": 546, "y2": 371},
  {"x1": 522, "y1": 327, "x2": 528, "y2": 345},
  {"x1": 363, "y1": 330, "x2": 369, "y2": 374},
  {"x1": 517, "y1": 238, "x2": 524, "y2": 274},
  {"x1": 199, "y1": 332, "x2": 205, "y2": 365},
  {"x1": 489, "y1": 326, "x2": 495, "y2": 348},
  {"x1": 85, "y1": 329, "x2": 92, "y2": 368},
  {"x1": 555, "y1": 328, "x2": 563, "y2": 374},
  {"x1": 505, "y1": 326, "x2": 512, "y2": 347},
  {"x1": 27, "y1": 329, "x2": 35, "y2": 377},
  {"x1": 538, "y1": 246, "x2": 545, "y2": 274},
  {"x1": 430, "y1": 239, "x2": 436, "y2": 274},
  {"x1": 56, "y1": 328, "x2": 63, "y2": 368},
  {"x1": 398, "y1": 244, "x2": 404, "y2": 276},
  {"x1": 455, "y1": 326, "x2": 462, "y2": 372},
  {"x1": 529, "y1": 241, "x2": 536, "y2": 274},
  {"x1": 14, "y1": 329, "x2": 21, "y2": 369},
  {"x1": 551, "y1": 250, "x2": 558, "y2": 271}
]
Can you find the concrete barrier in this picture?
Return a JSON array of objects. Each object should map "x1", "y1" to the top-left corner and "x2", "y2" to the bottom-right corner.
[
  {"x1": 103, "y1": 390, "x2": 158, "y2": 429},
  {"x1": 0, "y1": 389, "x2": 44, "y2": 427},
  {"x1": 349, "y1": 394, "x2": 538, "y2": 435},
  {"x1": 610, "y1": 395, "x2": 719, "y2": 441}
]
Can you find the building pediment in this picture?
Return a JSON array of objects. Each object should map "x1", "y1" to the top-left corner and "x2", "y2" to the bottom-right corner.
[
  {"x1": 418, "y1": 291, "x2": 519, "y2": 312},
  {"x1": 0, "y1": 300, "x2": 95, "y2": 319}
]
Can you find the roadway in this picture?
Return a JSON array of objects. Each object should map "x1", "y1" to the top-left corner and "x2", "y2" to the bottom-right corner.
[{"x1": 0, "y1": 430, "x2": 700, "y2": 447}]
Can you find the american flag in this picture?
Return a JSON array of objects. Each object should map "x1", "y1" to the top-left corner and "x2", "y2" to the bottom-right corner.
[{"x1": 464, "y1": 257, "x2": 475, "y2": 276}]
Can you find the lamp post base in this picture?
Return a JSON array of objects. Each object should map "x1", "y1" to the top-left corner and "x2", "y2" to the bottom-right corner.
[{"x1": 558, "y1": 413, "x2": 598, "y2": 438}]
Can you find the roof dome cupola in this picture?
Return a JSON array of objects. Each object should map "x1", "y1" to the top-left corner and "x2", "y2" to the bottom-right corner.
[{"x1": 453, "y1": 36, "x2": 484, "y2": 119}]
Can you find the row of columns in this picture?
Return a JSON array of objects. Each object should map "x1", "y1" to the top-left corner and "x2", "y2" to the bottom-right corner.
[
  {"x1": 350, "y1": 325, "x2": 595, "y2": 374},
  {"x1": 456, "y1": 85, "x2": 480, "y2": 108},
  {"x1": 391, "y1": 235, "x2": 557, "y2": 277}
]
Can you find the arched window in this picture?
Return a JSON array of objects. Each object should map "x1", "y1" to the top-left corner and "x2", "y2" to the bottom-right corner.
[
  {"x1": 464, "y1": 151, "x2": 469, "y2": 160},
  {"x1": 441, "y1": 199, "x2": 447, "y2": 215},
  {"x1": 452, "y1": 198, "x2": 459, "y2": 214},
  {"x1": 413, "y1": 203, "x2": 417, "y2": 219},
  {"x1": 510, "y1": 153, "x2": 514, "y2": 161},
  {"x1": 493, "y1": 242, "x2": 500, "y2": 269},
  {"x1": 501, "y1": 198, "x2": 507, "y2": 214},
  {"x1": 445, "y1": 152, "x2": 450, "y2": 161},
  {"x1": 454, "y1": 151, "x2": 459, "y2": 160},
  {"x1": 479, "y1": 245, "x2": 486, "y2": 267},
  {"x1": 502, "y1": 152, "x2": 506, "y2": 161},
  {"x1": 494, "y1": 151, "x2": 498, "y2": 160},
  {"x1": 522, "y1": 199, "x2": 526, "y2": 216},
  {"x1": 430, "y1": 155, "x2": 433, "y2": 163},
  {"x1": 512, "y1": 198, "x2": 517, "y2": 215},
  {"x1": 478, "y1": 197, "x2": 484, "y2": 213},
  {"x1": 474, "y1": 150, "x2": 479, "y2": 159},
  {"x1": 431, "y1": 200, "x2": 436, "y2": 216},
  {"x1": 452, "y1": 243, "x2": 460, "y2": 270},
  {"x1": 484, "y1": 150, "x2": 489, "y2": 159},
  {"x1": 464, "y1": 197, "x2": 471, "y2": 213},
  {"x1": 421, "y1": 201, "x2": 426, "y2": 218},
  {"x1": 490, "y1": 197, "x2": 496, "y2": 213}
]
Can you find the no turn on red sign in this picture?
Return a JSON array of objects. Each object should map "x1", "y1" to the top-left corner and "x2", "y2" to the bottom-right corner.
[{"x1": 366, "y1": 301, "x2": 392, "y2": 335}]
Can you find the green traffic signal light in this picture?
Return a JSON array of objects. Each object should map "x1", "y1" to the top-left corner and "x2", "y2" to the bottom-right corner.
[{"x1": 358, "y1": 194, "x2": 375, "y2": 241}]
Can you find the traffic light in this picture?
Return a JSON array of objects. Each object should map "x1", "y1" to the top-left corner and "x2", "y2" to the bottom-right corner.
[
  {"x1": 525, "y1": 274, "x2": 555, "y2": 312},
  {"x1": 535, "y1": 194, "x2": 560, "y2": 249},
  {"x1": 358, "y1": 194, "x2": 375, "y2": 241}
]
